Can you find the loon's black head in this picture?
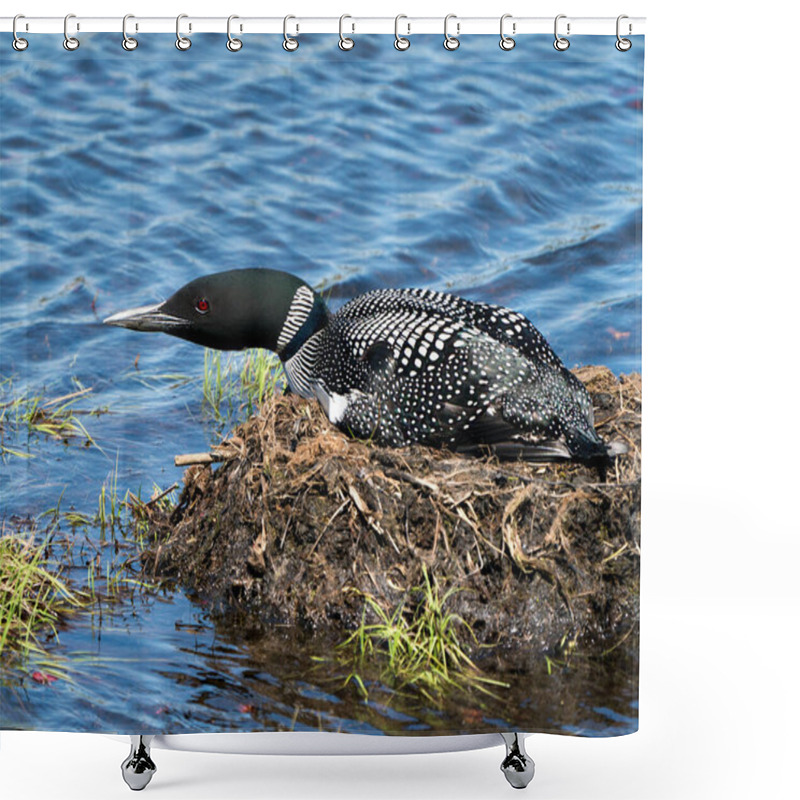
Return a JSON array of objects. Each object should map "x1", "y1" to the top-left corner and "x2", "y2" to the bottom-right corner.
[{"x1": 103, "y1": 268, "x2": 327, "y2": 358}]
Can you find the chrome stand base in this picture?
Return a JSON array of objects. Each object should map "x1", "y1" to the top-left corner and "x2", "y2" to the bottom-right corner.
[
  {"x1": 121, "y1": 735, "x2": 157, "y2": 791},
  {"x1": 117, "y1": 732, "x2": 531, "y2": 790},
  {"x1": 500, "y1": 733, "x2": 535, "y2": 789}
]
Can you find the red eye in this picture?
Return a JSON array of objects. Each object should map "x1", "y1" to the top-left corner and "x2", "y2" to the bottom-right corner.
[{"x1": 196, "y1": 298, "x2": 210, "y2": 314}]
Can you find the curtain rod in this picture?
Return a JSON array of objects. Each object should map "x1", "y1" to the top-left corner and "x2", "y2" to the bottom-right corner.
[{"x1": 1, "y1": 16, "x2": 646, "y2": 37}]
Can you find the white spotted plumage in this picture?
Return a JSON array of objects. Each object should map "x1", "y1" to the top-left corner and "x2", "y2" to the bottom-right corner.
[{"x1": 279, "y1": 286, "x2": 610, "y2": 463}]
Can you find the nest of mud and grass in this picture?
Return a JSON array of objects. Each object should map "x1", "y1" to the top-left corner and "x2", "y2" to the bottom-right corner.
[{"x1": 141, "y1": 366, "x2": 641, "y2": 661}]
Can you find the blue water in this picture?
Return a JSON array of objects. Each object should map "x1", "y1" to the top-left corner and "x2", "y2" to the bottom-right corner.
[{"x1": 1, "y1": 34, "x2": 642, "y2": 734}]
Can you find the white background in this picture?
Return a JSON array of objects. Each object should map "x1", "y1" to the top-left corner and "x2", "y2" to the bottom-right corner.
[{"x1": 2, "y1": 1, "x2": 798, "y2": 798}]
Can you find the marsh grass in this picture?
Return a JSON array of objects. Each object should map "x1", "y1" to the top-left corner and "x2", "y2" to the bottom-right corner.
[
  {"x1": 0, "y1": 458, "x2": 174, "y2": 679},
  {"x1": 1, "y1": 370, "x2": 177, "y2": 682},
  {"x1": 339, "y1": 568, "x2": 507, "y2": 704},
  {"x1": 97, "y1": 460, "x2": 123, "y2": 536},
  {"x1": 0, "y1": 378, "x2": 102, "y2": 456},
  {"x1": 123, "y1": 482, "x2": 179, "y2": 548},
  {"x1": 39, "y1": 490, "x2": 93, "y2": 531},
  {"x1": 1, "y1": 488, "x2": 164, "y2": 680},
  {"x1": 123, "y1": 370, "x2": 194, "y2": 392},
  {"x1": 0, "y1": 532, "x2": 86, "y2": 677},
  {"x1": 95, "y1": 460, "x2": 178, "y2": 549},
  {"x1": 202, "y1": 348, "x2": 284, "y2": 422}
]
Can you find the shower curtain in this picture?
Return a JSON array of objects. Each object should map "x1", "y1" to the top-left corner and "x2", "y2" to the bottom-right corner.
[{"x1": 1, "y1": 30, "x2": 642, "y2": 739}]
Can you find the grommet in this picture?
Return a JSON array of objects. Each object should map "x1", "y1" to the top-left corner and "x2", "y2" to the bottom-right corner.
[
  {"x1": 339, "y1": 14, "x2": 354, "y2": 50},
  {"x1": 12, "y1": 15, "x2": 29, "y2": 51},
  {"x1": 227, "y1": 15, "x2": 243, "y2": 51},
  {"x1": 283, "y1": 15, "x2": 299, "y2": 51},
  {"x1": 554, "y1": 14, "x2": 570, "y2": 51},
  {"x1": 394, "y1": 14, "x2": 410, "y2": 51},
  {"x1": 63, "y1": 14, "x2": 80, "y2": 51},
  {"x1": 176, "y1": 14, "x2": 192, "y2": 51},
  {"x1": 616, "y1": 15, "x2": 632, "y2": 51},
  {"x1": 443, "y1": 14, "x2": 460, "y2": 51},
  {"x1": 122, "y1": 14, "x2": 138, "y2": 51},
  {"x1": 499, "y1": 14, "x2": 515, "y2": 51}
]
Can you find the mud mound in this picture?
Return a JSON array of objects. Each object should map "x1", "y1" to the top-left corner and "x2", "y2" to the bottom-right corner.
[{"x1": 141, "y1": 366, "x2": 641, "y2": 656}]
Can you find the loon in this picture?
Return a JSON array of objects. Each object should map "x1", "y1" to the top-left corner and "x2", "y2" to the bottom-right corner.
[{"x1": 104, "y1": 268, "x2": 624, "y2": 467}]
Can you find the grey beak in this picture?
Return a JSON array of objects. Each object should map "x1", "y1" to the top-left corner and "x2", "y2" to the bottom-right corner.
[{"x1": 103, "y1": 302, "x2": 187, "y2": 332}]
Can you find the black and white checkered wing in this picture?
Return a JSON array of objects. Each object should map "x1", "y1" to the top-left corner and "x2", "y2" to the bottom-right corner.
[{"x1": 311, "y1": 288, "x2": 604, "y2": 460}]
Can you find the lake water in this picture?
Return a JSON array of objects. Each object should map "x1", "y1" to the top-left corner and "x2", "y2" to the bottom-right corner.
[{"x1": 1, "y1": 33, "x2": 642, "y2": 735}]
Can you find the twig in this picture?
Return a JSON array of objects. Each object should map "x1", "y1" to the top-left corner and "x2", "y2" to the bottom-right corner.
[
  {"x1": 309, "y1": 499, "x2": 350, "y2": 555},
  {"x1": 383, "y1": 468, "x2": 440, "y2": 494},
  {"x1": 600, "y1": 623, "x2": 637, "y2": 657},
  {"x1": 145, "y1": 483, "x2": 179, "y2": 507},
  {"x1": 174, "y1": 452, "x2": 224, "y2": 466},
  {"x1": 601, "y1": 542, "x2": 629, "y2": 564},
  {"x1": 348, "y1": 483, "x2": 400, "y2": 555}
]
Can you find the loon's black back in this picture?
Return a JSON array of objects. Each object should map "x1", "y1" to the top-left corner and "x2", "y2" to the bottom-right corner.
[{"x1": 282, "y1": 287, "x2": 609, "y2": 463}]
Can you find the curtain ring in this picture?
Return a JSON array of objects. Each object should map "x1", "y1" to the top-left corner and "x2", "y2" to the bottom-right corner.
[
  {"x1": 394, "y1": 14, "x2": 410, "y2": 51},
  {"x1": 175, "y1": 14, "x2": 192, "y2": 50},
  {"x1": 615, "y1": 14, "x2": 632, "y2": 51},
  {"x1": 63, "y1": 13, "x2": 80, "y2": 51},
  {"x1": 122, "y1": 14, "x2": 138, "y2": 51},
  {"x1": 12, "y1": 14, "x2": 29, "y2": 51},
  {"x1": 339, "y1": 14, "x2": 354, "y2": 50},
  {"x1": 443, "y1": 14, "x2": 460, "y2": 51},
  {"x1": 499, "y1": 14, "x2": 515, "y2": 50},
  {"x1": 227, "y1": 15, "x2": 243, "y2": 51},
  {"x1": 283, "y1": 15, "x2": 299, "y2": 51},
  {"x1": 553, "y1": 14, "x2": 570, "y2": 51}
]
